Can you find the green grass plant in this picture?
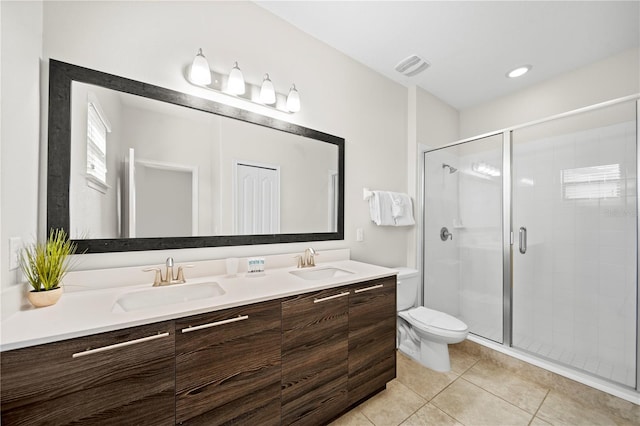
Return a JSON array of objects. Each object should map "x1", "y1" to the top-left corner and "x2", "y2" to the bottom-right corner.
[{"x1": 20, "y1": 229, "x2": 78, "y2": 292}]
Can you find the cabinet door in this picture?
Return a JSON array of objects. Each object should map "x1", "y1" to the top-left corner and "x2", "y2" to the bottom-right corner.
[
  {"x1": 348, "y1": 276, "x2": 397, "y2": 405},
  {"x1": 1, "y1": 321, "x2": 175, "y2": 426},
  {"x1": 281, "y1": 287, "x2": 349, "y2": 426},
  {"x1": 175, "y1": 299, "x2": 282, "y2": 426}
]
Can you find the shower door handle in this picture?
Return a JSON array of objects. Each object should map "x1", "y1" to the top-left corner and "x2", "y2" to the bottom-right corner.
[{"x1": 519, "y1": 227, "x2": 527, "y2": 254}]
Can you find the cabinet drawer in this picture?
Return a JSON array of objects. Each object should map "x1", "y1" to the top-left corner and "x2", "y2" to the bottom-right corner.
[
  {"x1": 1, "y1": 321, "x2": 175, "y2": 426},
  {"x1": 175, "y1": 299, "x2": 282, "y2": 425},
  {"x1": 349, "y1": 276, "x2": 397, "y2": 405},
  {"x1": 282, "y1": 288, "x2": 349, "y2": 425}
]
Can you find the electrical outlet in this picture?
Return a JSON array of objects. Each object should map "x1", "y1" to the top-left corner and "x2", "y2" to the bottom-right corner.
[
  {"x1": 356, "y1": 228, "x2": 364, "y2": 242},
  {"x1": 9, "y1": 237, "x2": 22, "y2": 270}
]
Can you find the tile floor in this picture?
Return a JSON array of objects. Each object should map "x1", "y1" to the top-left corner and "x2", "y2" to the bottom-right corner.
[{"x1": 331, "y1": 347, "x2": 638, "y2": 426}]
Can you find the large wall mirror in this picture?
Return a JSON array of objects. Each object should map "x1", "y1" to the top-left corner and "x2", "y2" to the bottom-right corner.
[{"x1": 48, "y1": 60, "x2": 344, "y2": 253}]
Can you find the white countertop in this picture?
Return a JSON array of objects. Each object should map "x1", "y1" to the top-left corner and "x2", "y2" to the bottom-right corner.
[{"x1": 1, "y1": 260, "x2": 397, "y2": 352}]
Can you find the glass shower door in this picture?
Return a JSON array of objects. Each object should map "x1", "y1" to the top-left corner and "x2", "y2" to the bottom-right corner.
[
  {"x1": 423, "y1": 134, "x2": 503, "y2": 343},
  {"x1": 511, "y1": 101, "x2": 637, "y2": 387}
]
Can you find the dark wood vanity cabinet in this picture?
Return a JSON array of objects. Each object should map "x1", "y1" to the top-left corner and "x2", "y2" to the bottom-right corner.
[
  {"x1": 174, "y1": 299, "x2": 282, "y2": 426},
  {"x1": 281, "y1": 287, "x2": 350, "y2": 425},
  {"x1": 280, "y1": 276, "x2": 397, "y2": 424},
  {"x1": 1, "y1": 275, "x2": 397, "y2": 425},
  {"x1": 0, "y1": 321, "x2": 175, "y2": 426},
  {"x1": 348, "y1": 276, "x2": 397, "y2": 405}
]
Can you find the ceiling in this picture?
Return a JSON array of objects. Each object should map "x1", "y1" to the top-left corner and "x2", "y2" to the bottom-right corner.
[{"x1": 257, "y1": 1, "x2": 640, "y2": 110}]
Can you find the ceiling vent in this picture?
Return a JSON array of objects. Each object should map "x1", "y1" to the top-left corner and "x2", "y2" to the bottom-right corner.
[{"x1": 395, "y1": 55, "x2": 430, "y2": 77}]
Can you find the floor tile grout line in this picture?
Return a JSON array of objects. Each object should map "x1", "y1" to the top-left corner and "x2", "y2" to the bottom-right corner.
[
  {"x1": 396, "y1": 400, "x2": 428, "y2": 426},
  {"x1": 527, "y1": 388, "x2": 551, "y2": 426},
  {"x1": 428, "y1": 375, "x2": 470, "y2": 425},
  {"x1": 395, "y1": 357, "x2": 468, "y2": 426},
  {"x1": 336, "y1": 352, "x2": 635, "y2": 426},
  {"x1": 455, "y1": 356, "x2": 481, "y2": 377},
  {"x1": 359, "y1": 408, "x2": 376, "y2": 426},
  {"x1": 393, "y1": 378, "x2": 430, "y2": 426},
  {"x1": 422, "y1": 353, "x2": 481, "y2": 401},
  {"x1": 460, "y1": 358, "x2": 555, "y2": 417},
  {"x1": 457, "y1": 376, "x2": 538, "y2": 420},
  {"x1": 361, "y1": 375, "x2": 429, "y2": 426},
  {"x1": 398, "y1": 353, "x2": 555, "y2": 424}
]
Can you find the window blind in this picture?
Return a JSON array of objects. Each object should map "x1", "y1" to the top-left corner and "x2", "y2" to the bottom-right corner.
[
  {"x1": 87, "y1": 102, "x2": 108, "y2": 184},
  {"x1": 562, "y1": 164, "x2": 621, "y2": 200}
]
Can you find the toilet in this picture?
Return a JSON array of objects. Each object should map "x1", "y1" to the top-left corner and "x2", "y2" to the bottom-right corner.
[{"x1": 395, "y1": 267, "x2": 468, "y2": 372}]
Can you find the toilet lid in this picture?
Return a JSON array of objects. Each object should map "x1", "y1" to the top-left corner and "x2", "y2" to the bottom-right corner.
[{"x1": 408, "y1": 307, "x2": 467, "y2": 331}]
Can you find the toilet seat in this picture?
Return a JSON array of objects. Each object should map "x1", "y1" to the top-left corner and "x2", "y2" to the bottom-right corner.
[{"x1": 406, "y1": 307, "x2": 468, "y2": 334}]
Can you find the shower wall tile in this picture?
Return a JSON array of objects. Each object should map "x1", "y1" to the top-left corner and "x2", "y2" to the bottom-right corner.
[
  {"x1": 598, "y1": 246, "x2": 626, "y2": 265},
  {"x1": 553, "y1": 250, "x2": 575, "y2": 276},
  {"x1": 575, "y1": 257, "x2": 599, "y2": 281},
  {"x1": 511, "y1": 114, "x2": 636, "y2": 387},
  {"x1": 573, "y1": 321, "x2": 598, "y2": 358},
  {"x1": 599, "y1": 229, "x2": 627, "y2": 247},
  {"x1": 600, "y1": 215, "x2": 628, "y2": 232},
  {"x1": 575, "y1": 229, "x2": 599, "y2": 247}
]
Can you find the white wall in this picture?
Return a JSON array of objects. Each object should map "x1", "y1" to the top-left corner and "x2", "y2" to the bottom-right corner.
[
  {"x1": 35, "y1": 1, "x2": 408, "y2": 271},
  {"x1": 407, "y1": 87, "x2": 459, "y2": 269},
  {"x1": 1, "y1": 1, "x2": 43, "y2": 290},
  {"x1": 460, "y1": 48, "x2": 640, "y2": 139},
  {"x1": 416, "y1": 89, "x2": 460, "y2": 149}
]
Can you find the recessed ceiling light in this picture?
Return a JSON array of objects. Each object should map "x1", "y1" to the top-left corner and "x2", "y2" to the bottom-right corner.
[{"x1": 506, "y1": 65, "x2": 532, "y2": 78}]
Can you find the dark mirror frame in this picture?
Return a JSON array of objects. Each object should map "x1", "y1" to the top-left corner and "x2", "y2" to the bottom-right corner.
[{"x1": 47, "y1": 60, "x2": 345, "y2": 253}]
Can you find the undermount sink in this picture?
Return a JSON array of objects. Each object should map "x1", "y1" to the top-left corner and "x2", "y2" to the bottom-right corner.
[
  {"x1": 112, "y1": 282, "x2": 225, "y2": 312},
  {"x1": 289, "y1": 266, "x2": 354, "y2": 281}
]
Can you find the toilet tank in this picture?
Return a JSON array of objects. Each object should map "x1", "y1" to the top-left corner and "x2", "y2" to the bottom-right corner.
[{"x1": 394, "y1": 267, "x2": 419, "y2": 311}]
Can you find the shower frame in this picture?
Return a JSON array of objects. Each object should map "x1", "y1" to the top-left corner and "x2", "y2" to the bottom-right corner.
[{"x1": 418, "y1": 94, "x2": 640, "y2": 396}]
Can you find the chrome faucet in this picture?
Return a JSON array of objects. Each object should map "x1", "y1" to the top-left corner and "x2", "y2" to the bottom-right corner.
[
  {"x1": 296, "y1": 248, "x2": 318, "y2": 268},
  {"x1": 144, "y1": 257, "x2": 193, "y2": 286}
]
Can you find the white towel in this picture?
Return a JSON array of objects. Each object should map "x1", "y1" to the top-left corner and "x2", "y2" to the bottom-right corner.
[
  {"x1": 369, "y1": 191, "x2": 414, "y2": 226},
  {"x1": 369, "y1": 191, "x2": 395, "y2": 226},
  {"x1": 389, "y1": 192, "x2": 415, "y2": 226}
]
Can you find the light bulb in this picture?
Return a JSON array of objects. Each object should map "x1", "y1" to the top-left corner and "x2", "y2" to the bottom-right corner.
[
  {"x1": 227, "y1": 62, "x2": 245, "y2": 95},
  {"x1": 506, "y1": 65, "x2": 532, "y2": 78},
  {"x1": 260, "y1": 74, "x2": 276, "y2": 105},
  {"x1": 189, "y1": 48, "x2": 211, "y2": 85},
  {"x1": 286, "y1": 84, "x2": 301, "y2": 112}
]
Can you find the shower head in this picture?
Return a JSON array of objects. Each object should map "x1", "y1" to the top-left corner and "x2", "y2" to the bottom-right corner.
[{"x1": 442, "y1": 164, "x2": 458, "y2": 174}]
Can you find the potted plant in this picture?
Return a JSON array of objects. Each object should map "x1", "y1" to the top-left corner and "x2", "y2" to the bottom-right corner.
[{"x1": 20, "y1": 229, "x2": 78, "y2": 308}]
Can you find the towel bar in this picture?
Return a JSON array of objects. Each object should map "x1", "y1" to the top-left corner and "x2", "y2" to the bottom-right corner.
[{"x1": 363, "y1": 188, "x2": 374, "y2": 200}]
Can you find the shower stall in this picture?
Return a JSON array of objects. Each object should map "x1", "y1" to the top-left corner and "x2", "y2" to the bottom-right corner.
[{"x1": 422, "y1": 96, "x2": 639, "y2": 395}]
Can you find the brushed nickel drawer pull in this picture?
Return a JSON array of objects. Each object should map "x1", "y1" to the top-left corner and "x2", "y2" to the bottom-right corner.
[
  {"x1": 354, "y1": 284, "x2": 384, "y2": 293},
  {"x1": 314, "y1": 291, "x2": 350, "y2": 303},
  {"x1": 72, "y1": 332, "x2": 170, "y2": 358},
  {"x1": 181, "y1": 314, "x2": 249, "y2": 333}
]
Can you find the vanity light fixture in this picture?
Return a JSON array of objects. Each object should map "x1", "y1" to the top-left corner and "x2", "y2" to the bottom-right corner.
[
  {"x1": 189, "y1": 48, "x2": 212, "y2": 85},
  {"x1": 185, "y1": 49, "x2": 300, "y2": 114},
  {"x1": 260, "y1": 74, "x2": 276, "y2": 105},
  {"x1": 227, "y1": 62, "x2": 245, "y2": 95},
  {"x1": 286, "y1": 84, "x2": 301, "y2": 113},
  {"x1": 506, "y1": 65, "x2": 532, "y2": 78}
]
